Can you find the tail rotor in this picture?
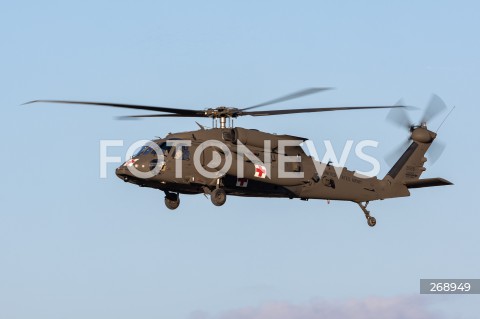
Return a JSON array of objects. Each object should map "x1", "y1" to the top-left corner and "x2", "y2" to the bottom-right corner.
[{"x1": 385, "y1": 94, "x2": 448, "y2": 166}]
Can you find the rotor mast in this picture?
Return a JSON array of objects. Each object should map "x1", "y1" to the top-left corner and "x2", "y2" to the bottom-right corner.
[{"x1": 219, "y1": 116, "x2": 226, "y2": 128}]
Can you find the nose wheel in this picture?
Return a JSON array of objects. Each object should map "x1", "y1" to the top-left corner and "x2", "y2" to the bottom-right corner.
[
  {"x1": 357, "y1": 201, "x2": 376, "y2": 227},
  {"x1": 164, "y1": 192, "x2": 180, "y2": 210}
]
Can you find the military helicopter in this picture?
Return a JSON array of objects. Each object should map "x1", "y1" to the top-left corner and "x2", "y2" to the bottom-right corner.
[{"x1": 26, "y1": 88, "x2": 453, "y2": 227}]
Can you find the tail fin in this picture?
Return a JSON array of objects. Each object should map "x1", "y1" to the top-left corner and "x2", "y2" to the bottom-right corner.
[
  {"x1": 386, "y1": 139, "x2": 429, "y2": 182},
  {"x1": 386, "y1": 125, "x2": 447, "y2": 183}
]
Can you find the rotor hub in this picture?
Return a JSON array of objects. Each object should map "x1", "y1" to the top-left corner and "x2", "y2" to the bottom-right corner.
[{"x1": 203, "y1": 106, "x2": 241, "y2": 119}]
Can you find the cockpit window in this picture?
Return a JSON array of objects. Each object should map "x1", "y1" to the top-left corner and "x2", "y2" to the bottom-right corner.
[
  {"x1": 174, "y1": 148, "x2": 183, "y2": 160},
  {"x1": 158, "y1": 142, "x2": 172, "y2": 155},
  {"x1": 133, "y1": 146, "x2": 149, "y2": 157},
  {"x1": 172, "y1": 146, "x2": 190, "y2": 160},
  {"x1": 133, "y1": 142, "x2": 173, "y2": 157},
  {"x1": 134, "y1": 139, "x2": 190, "y2": 159},
  {"x1": 144, "y1": 146, "x2": 158, "y2": 155}
]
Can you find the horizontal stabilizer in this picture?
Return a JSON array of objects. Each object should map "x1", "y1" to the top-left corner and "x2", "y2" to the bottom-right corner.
[{"x1": 405, "y1": 178, "x2": 453, "y2": 189}]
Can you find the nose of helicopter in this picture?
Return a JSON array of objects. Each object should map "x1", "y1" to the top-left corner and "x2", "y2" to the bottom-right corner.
[{"x1": 115, "y1": 164, "x2": 135, "y2": 182}]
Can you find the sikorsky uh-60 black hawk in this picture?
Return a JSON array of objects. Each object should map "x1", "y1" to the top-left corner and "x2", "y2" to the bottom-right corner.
[{"x1": 27, "y1": 88, "x2": 453, "y2": 227}]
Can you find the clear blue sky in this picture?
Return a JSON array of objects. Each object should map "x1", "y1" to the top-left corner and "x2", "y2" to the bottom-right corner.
[{"x1": 1, "y1": 1, "x2": 479, "y2": 318}]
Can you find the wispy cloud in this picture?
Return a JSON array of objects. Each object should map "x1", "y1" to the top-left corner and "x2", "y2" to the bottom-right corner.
[{"x1": 190, "y1": 295, "x2": 443, "y2": 319}]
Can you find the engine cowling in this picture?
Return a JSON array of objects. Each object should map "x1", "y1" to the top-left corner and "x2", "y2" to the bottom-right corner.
[{"x1": 231, "y1": 128, "x2": 278, "y2": 149}]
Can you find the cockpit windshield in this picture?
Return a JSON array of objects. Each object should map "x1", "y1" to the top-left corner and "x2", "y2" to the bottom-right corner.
[
  {"x1": 133, "y1": 145, "x2": 149, "y2": 157},
  {"x1": 133, "y1": 142, "x2": 172, "y2": 157}
]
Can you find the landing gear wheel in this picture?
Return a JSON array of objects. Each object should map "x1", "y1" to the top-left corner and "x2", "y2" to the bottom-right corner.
[
  {"x1": 211, "y1": 188, "x2": 227, "y2": 206},
  {"x1": 357, "y1": 202, "x2": 377, "y2": 228},
  {"x1": 367, "y1": 216, "x2": 376, "y2": 227},
  {"x1": 164, "y1": 194, "x2": 180, "y2": 210}
]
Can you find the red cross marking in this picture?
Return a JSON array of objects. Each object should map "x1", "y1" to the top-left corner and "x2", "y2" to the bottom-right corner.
[{"x1": 254, "y1": 165, "x2": 266, "y2": 178}]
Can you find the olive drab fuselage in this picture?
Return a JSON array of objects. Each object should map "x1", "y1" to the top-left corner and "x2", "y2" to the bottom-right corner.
[{"x1": 117, "y1": 127, "x2": 403, "y2": 202}]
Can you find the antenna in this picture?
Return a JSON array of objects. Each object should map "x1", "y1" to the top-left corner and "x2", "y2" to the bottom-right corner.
[
  {"x1": 436, "y1": 106, "x2": 455, "y2": 133},
  {"x1": 195, "y1": 121, "x2": 206, "y2": 130}
]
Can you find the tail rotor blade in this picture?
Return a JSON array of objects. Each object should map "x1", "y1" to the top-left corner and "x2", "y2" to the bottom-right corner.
[
  {"x1": 386, "y1": 104, "x2": 412, "y2": 130},
  {"x1": 422, "y1": 94, "x2": 447, "y2": 124},
  {"x1": 426, "y1": 140, "x2": 446, "y2": 165}
]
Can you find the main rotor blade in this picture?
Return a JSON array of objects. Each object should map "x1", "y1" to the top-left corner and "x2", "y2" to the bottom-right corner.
[
  {"x1": 421, "y1": 94, "x2": 447, "y2": 124},
  {"x1": 240, "y1": 105, "x2": 405, "y2": 117},
  {"x1": 24, "y1": 99, "x2": 203, "y2": 116},
  {"x1": 241, "y1": 87, "x2": 332, "y2": 111},
  {"x1": 117, "y1": 113, "x2": 205, "y2": 120}
]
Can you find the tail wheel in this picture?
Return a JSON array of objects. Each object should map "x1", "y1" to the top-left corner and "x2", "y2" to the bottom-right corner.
[
  {"x1": 367, "y1": 216, "x2": 376, "y2": 227},
  {"x1": 211, "y1": 188, "x2": 227, "y2": 206}
]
